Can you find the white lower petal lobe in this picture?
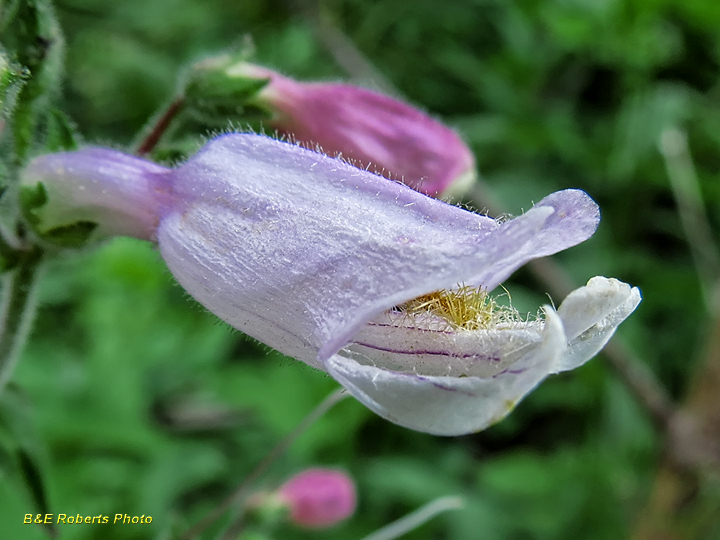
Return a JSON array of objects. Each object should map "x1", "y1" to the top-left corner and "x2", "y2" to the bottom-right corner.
[
  {"x1": 554, "y1": 276, "x2": 642, "y2": 373},
  {"x1": 345, "y1": 311, "x2": 545, "y2": 378},
  {"x1": 324, "y1": 310, "x2": 566, "y2": 436}
]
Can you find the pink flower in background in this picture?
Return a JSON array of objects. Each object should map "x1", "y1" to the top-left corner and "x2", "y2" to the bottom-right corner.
[
  {"x1": 277, "y1": 468, "x2": 356, "y2": 528},
  {"x1": 223, "y1": 62, "x2": 476, "y2": 198}
]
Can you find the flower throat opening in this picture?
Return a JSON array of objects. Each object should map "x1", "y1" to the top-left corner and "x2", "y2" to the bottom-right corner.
[{"x1": 397, "y1": 285, "x2": 524, "y2": 331}]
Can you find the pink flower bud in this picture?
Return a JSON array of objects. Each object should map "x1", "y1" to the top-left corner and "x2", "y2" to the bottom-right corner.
[
  {"x1": 228, "y1": 62, "x2": 476, "y2": 198},
  {"x1": 276, "y1": 468, "x2": 356, "y2": 529}
]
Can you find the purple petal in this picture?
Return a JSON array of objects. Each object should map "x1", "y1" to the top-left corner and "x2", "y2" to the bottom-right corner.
[
  {"x1": 159, "y1": 134, "x2": 590, "y2": 366},
  {"x1": 475, "y1": 189, "x2": 600, "y2": 291}
]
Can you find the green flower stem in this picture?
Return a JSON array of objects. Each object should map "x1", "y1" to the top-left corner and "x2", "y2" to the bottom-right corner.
[
  {"x1": 0, "y1": 250, "x2": 43, "y2": 393},
  {"x1": 0, "y1": 228, "x2": 20, "y2": 270},
  {"x1": 659, "y1": 128, "x2": 720, "y2": 311},
  {"x1": 181, "y1": 387, "x2": 348, "y2": 540},
  {"x1": 359, "y1": 496, "x2": 464, "y2": 540}
]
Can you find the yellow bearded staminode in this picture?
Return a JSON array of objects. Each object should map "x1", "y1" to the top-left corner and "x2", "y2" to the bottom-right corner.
[{"x1": 399, "y1": 284, "x2": 523, "y2": 331}]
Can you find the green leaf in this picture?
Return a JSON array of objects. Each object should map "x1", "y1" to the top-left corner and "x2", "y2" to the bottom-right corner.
[
  {"x1": 19, "y1": 182, "x2": 98, "y2": 248},
  {"x1": 19, "y1": 182, "x2": 48, "y2": 228},
  {"x1": 0, "y1": 386, "x2": 56, "y2": 538},
  {"x1": 17, "y1": 449, "x2": 56, "y2": 538},
  {"x1": 2, "y1": 0, "x2": 65, "y2": 164},
  {"x1": 183, "y1": 55, "x2": 273, "y2": 123},
  {"x1": 43, "y1": 108, "x2": 79, "y2": 152},
  {"x1": 42, "y1": 221, "x2": 98, "y2": 248}
]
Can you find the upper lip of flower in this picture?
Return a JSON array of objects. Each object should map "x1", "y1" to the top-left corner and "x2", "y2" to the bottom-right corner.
[
  {"x1": 342, "y1": 297, "x2": 545, "y2": 379},
  {"x1": 158, "y1": 135, "x2": 601, "y2": 370}
]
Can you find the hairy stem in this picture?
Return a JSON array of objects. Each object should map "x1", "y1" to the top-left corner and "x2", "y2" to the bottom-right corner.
[
  {"x1": 135, "y1": 96, "x2": 185, "y2": 157},
  {"x1": 0, "y1": 251, "x2": 43, "y2": 393}
]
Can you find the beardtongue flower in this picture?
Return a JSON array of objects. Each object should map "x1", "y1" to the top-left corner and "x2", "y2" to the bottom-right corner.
[
  {"x1": 185, "y1": 59, "x2": 475, "y2": 198},
  {"x1": 21, "y1": 133, "x2": 641, "y2": 435}
]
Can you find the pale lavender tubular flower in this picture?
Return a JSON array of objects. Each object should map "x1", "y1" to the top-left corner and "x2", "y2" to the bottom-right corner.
[
  {"x1": 21, "y1": 134, "x2": 641, "y2": 435},
  {"x1": 276, "y1": 468, "x2": 356, "y2": 529},
  {"x1": 227, "y1": 62, "x2": 476, "y2": 198}
]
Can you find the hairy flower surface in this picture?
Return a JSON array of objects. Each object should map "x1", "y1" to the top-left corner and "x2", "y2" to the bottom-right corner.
[{"x1": 21, "y1": 134, "x2": 640, "y2": 435}]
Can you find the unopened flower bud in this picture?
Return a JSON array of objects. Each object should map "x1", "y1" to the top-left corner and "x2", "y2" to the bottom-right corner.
[
  {"x1": 185, "y1": 58, "x2": 475, "y2": 198},
  {"x1": 184, "y1": 55, "x2": 273, "y2": 120},
  {"x1": 275, "y1": 468, "x2": 356, "y2": 529}
]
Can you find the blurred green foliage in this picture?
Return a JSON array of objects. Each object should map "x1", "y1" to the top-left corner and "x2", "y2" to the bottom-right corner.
[{"x1": 2, "y1": 0, "x2": 720, "y2": 538}]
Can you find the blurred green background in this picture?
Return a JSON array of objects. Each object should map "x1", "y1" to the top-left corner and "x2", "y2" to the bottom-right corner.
[{"x1": 2, "y1": 0, "x2": 720, "y2": 538}]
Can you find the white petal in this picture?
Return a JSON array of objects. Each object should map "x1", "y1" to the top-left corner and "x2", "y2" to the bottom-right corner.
[
  {"x1": 554, "y1": 276, "x2": 641, "y2": 373},
  {"x1": 345, "y1": 312, "x2": 545, "y2": 378},
  {"x1": 324, "y1": 310, "x2": 566, "y2": 436}
]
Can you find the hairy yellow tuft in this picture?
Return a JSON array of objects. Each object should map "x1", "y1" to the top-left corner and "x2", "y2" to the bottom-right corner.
[{"x1": 399, "y1": 285, "x2": 521, "y2": 331}]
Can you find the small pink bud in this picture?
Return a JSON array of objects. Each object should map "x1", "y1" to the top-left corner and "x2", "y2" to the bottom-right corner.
[
  {"x1": 226, "y1": 62, "x2": 476, "y2": 198},
  {"x1": 276, "y1": 468, "x2": 356, "y2": 529}
]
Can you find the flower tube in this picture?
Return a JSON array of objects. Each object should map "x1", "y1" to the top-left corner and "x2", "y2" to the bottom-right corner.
[{"x1": 21, "y1": 134, "x2": 640, "y2": 435}]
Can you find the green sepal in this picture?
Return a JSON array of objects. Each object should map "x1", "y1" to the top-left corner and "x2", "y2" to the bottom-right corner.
[
  {"x1": 183, "y1": 56, "x2": 273, "y2": 123},
  {"x1": 43, "y1": 108, "x2": 79, "y2": 152},
  {"x1": 0, "y1": 385, "x2": 58, "y2": 538},
  {"x1": 19, "y1": 182, "x2": 98, "y2": 248},
  {"x1": 185, "y1": 72, "x2": 271, "y2": 109},
  {"x1": 19, "y1": 181, "x2": 48, "y2": 228},
  {"x1": 248, "y1": 497, "x2": 289, "y2": 527},
  {"x1": 241, "y1": 492, "x2": 290, "y2": 535}
]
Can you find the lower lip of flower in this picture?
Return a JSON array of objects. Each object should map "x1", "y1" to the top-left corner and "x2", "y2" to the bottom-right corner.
[{"x1": 341, "y1": 285, "x2": 545, "y2": 378}]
